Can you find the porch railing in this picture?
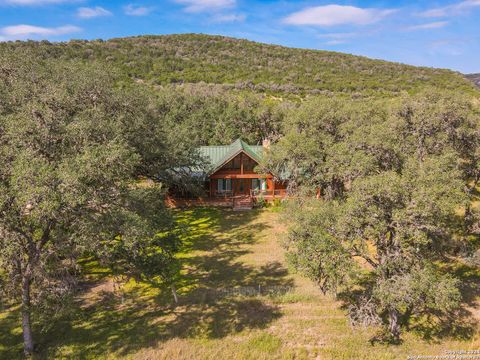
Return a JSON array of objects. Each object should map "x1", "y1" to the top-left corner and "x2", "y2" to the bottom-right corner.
[
  {"x1": 250, "y1": 189, "x2": 287, "y2": 197},
  {"x1": 214, "y1": 190, "x2": 234, "y2": 198},
  {"x1": 214, "y1": 189, "x2": 287, "y2": 198}
]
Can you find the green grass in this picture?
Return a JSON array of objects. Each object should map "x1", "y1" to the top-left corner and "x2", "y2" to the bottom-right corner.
[
  {"x1": 1, "y1": 207, "x2": 479, "y2": 359},
  {"x1": 0, "y1": 305, "x2": 23, "y2": 359},
  {"x1": 245, "y1": 333, "x2": 282, "y2": 352}
]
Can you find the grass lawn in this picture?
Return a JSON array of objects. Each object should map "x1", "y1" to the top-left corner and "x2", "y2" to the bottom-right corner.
[{"x1": 1, "y1": 207, "x2": 479, "y2": 359}]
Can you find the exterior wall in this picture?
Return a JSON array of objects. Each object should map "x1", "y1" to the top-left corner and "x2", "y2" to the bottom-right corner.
[
  {"x1": 208, "y1": 177, "x2": 286, "y2": 198},
  {"x1": 201, "y1": 151, "x2": 288, "y2": 199},
  {"x1": 266, "y1": 179, "x2": 287, "y2": 191},
  {"x1": 274, "y1": 180, "x2": 287, "y2": 190},
  {"x1": 213, "y1": 153, "x2": 260, "y2": 175},
  {"x1": 266, "y1": 178, "x2": 274, "y2": 191},
  {"x1": 169, "y1": 146, "x2": 288, "y2": 203},
  {"x1": 215, "y1": 153, "x2": 258, "y2": 174},
  {"x1": 209, "y1": 179, "x2": 216, "y2": 197}
]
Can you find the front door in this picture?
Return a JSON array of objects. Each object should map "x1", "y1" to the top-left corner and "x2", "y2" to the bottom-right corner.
[{"x1": 234, "y1": 179, "x2": 250, "y2": 195}]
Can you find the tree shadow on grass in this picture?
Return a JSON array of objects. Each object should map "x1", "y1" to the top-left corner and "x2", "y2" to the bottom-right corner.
[
  {"x1": 337, "y1": 265, "x2": 480, "y2": 345},
  {"x1": 163, "y1": 298, "x2": 281, "y2": 342},
  {"x1": 409, "y1": 309, "x2": 477, "y2": 343},
  {"x1": 0, "y1": 304, "x2": 23, "y2": 360},
  {"x1": 410, "y1": 261, "x2": 480, "y2": 343},
  {"x1": 36, "y1": 293, "x2": 281, "y2": 358},
  {"x1": 174, "y1": 207, "x2": 293, "y2": 293},
  {"x1": 33, "y1": 207, "x2": 289, "y2": 358}
]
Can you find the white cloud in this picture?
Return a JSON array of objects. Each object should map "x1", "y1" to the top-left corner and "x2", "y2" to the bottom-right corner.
[
  {"x1": 317, "y1": 32, "x2": 357, "y2": 46},
  {"x1": 124, "y1": 4, "x2": 152, "y2": 16},
  {"x1": 317, "y1": 32, "x2": 357, "y2": 40},
  {"x1": 325, "y1": 39, "x2": 347, "y2": 45},
  {"x1": 77, "y1": 6, "x2": 112, "y2": 18},
  {"x1": 211, "y1": 13, "x2": 245, "y2": 23},
  {"x1": 419, "y1": 0, "x2": 480, "y2": 18},
  {"x1": 0, "y1": 24, "x2": 81, "y2": 39},
  {"x1": 283, "y1": 5, "x2": 396, "y2": 27},
  {"x1": 406, "y1": 21, "x2": 449, "y2": 31},
  {"x1": 428, "y1": 38, "x2": 467, "y2": 56},
  {"x1": 1, "y1": 0, "x2": 77, "y2": 4},
  {"x1": 175, "y1": 0, "x2": 235, "y2": 13}
]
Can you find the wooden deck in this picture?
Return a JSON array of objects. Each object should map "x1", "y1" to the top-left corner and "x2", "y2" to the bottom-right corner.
[{"x1": 166, "y1": 190, "x2": 287, "y2": 209}]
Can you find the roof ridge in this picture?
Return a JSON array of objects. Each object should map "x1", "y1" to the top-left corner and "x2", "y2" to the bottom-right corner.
[
  {"x1": 199, "y1": 145, "x2": 230, "y2": 148},
  {"x1": 196, "y1": 138, "x2": 264, "y2": 175},
  {"x1": 200, "y1": 138, "x2": 258, "y2": 148}
]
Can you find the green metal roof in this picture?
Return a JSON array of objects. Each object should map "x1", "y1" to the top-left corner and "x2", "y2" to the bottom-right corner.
[{"x1": 198, "y1": 139, "x2": 264, "y2": 174}]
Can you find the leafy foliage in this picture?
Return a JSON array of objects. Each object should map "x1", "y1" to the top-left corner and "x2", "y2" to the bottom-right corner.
[
  {"x1": 151, "y1": 84, "x2": 286, "y2": 145},
  {"x1": 274, "y1": 90, "x2": 480, "y2": 341},
  {"x1": 96, "y1": 186, "x2": 182, "y2": 293},
  {"x1": 0, "y1": 53, "x2": 189, "y2": 355}
]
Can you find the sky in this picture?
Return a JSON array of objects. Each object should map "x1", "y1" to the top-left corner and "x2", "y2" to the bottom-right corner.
[{"x1": 0, "y1": 0, "x2": 479, "y2": 73}]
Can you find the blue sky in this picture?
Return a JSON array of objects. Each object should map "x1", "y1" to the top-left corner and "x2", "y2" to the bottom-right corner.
[{"x1": 0, "y1": 0, "x2": 479, "y2": 73}]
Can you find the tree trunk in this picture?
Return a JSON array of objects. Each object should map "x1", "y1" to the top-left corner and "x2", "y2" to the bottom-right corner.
[
  {"x1": 388, "y1": 308, "x2": 400, "y2": 342},
  {"x1": 21, "y1": 276, "x2": 34, "y2": 356},
  {"x1": 403, "y1": 305, "x2": 413, "y2": 331},
  {"x1": 171, "y1": 284, "x2": 179, "y2": 304}
]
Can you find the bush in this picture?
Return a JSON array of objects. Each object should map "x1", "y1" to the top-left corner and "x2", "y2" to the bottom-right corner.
[
  {"x1": 272, "y1": 198, "x2": 282, "y2": 208},
  {"x1": 256, "y1": 196, "x2": 266, "y2": 208}
]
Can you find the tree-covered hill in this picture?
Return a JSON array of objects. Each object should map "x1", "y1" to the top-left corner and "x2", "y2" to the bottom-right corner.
[
  {"x1": 466, "y1": 73, "x2": 480, "y2": 88},
  {"x1": 1, "y1": 34, "x2": 476, "y2": 97}
]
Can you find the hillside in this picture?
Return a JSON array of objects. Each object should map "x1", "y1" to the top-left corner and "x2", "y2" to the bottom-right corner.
[
  {"x1": 1, "y1": 34, "x2": 475, "y2": 97},
  {"x1": 466, "y1": 73, "x2": 480, "y2": 88}
]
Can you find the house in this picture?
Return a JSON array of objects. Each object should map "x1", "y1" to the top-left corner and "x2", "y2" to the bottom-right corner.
[{"x1": 169, "y1": 138, "x2": 287, "y2": 209}]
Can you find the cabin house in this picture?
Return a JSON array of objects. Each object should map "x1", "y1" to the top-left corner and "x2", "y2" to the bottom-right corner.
[{"x1": 170, "y1": 139, "x2": 287, "y2": 209}]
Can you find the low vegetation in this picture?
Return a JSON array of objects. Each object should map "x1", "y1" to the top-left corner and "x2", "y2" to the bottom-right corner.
[{"x1": 466, "y1": 74, "x2": 480, "y2": 88}]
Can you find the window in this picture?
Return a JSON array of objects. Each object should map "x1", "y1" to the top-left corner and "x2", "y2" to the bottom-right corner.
[
  {"x1": 252, "y1": 179, "x2": 266, "y2": 192},
  {"x1": 217, "y1": 179, "x2": 232, "y2": 192},
  {"x1": 221, "y1": 156, "x2": 241, "y2": 170},
  {"x1": 260, "y1": 179, "x2": 267, "y2": 190}
]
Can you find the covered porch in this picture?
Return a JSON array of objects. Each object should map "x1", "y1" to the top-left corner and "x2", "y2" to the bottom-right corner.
[{"x1": 209, "y1": 174, "x2": 287, "y2": 201}]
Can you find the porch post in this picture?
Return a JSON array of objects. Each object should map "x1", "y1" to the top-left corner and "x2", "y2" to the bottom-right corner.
[
  {"x1": 272, "y1": 177, "x2": 275, "y2": 199},
  {"x1": 232, "y1": 178, "x2": 235, "y2": 208}
]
